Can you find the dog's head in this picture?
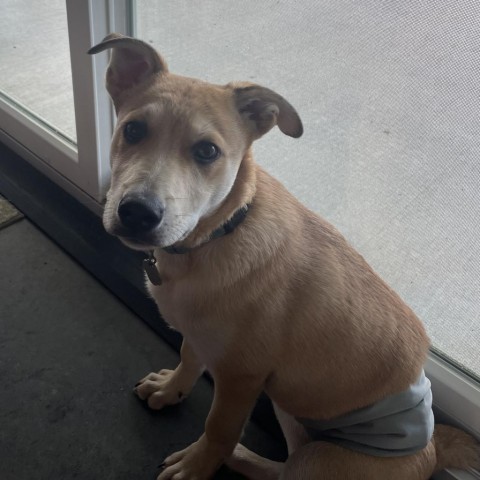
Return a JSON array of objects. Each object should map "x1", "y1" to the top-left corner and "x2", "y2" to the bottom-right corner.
[{"x1": 89, "y1": 34, "x2": 303, "y2": 251}]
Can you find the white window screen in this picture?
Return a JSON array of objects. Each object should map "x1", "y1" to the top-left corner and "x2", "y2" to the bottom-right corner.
[{"x1": 137, "y1": 0, "x2": 480, "y2": 379}]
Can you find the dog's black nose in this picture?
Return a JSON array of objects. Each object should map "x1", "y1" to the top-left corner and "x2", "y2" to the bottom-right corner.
[{"x1": 118, "y1": 194, "x2": 164, "y2": 233}]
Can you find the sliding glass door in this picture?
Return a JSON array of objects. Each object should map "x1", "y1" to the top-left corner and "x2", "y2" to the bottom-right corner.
[
  {"x1": 0, "y1": 0, "x2": 133, "y2": 210},
  {"x1": 1, "y1": 0, "x2": 76, "y2": 141}
]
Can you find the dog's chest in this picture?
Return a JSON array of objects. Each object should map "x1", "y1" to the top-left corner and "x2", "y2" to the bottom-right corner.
[
  {"x1": 147, "y1": 280, "x2": 233, "y2": 367},
  {"x1": 148, "y1": 280, "x2": 194, "y2": 327}
]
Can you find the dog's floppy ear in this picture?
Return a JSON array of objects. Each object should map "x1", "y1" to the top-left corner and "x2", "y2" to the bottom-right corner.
[
  {"x1": 233, "y1": 83, "x2": 303, "y2": 139},
  {"x1": 88, "y1": 33, "x2": 167, "y2": 101}
]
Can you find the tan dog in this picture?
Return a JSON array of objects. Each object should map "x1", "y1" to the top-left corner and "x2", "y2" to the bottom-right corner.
[{"x1": 89, "y1": 34, "x2": 479, "y2": 480}]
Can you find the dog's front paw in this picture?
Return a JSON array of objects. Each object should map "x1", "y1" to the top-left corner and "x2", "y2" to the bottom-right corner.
[
  {"x1": 134, "y1": 369, "x2": 190, "y2": 410},
  {"x1": 157, "y1": 436, "x2": 224, "y2": 480}
]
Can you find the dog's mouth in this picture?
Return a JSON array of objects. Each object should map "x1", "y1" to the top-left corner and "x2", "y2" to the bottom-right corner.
[
  {"x1": 117, "y1": 234, "x2": 158, "y2": 252},
  {"x1": 106, "y1": 221, "x2": 192, "y2": 252}
]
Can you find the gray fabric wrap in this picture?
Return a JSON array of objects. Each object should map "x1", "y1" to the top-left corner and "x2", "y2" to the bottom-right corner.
[{"x1": 296, "y1": 370, "x2": 434, "y2": 457}]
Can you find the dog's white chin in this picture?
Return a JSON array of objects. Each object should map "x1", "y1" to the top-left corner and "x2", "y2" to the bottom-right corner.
[
  {"x1": 119, "y1": 237, "x2": 158, "y2": 252},
  {"x1": 117, "y1": 225, "x2": 194, "y2": 252}
]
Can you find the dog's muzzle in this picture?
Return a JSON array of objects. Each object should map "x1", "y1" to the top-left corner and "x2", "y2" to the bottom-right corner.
[{"x1": 117, "y1": 193, "x2": 165, "y2": 234}]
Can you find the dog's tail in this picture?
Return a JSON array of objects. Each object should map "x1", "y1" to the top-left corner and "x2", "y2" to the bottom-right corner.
[{"x1": 434, "y1": 424, "x2": 480, "y2": 473}]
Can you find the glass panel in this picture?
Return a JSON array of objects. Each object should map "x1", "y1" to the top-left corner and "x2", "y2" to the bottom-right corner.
[
  {"x1": 1, "y1": 0, "x2": 76, "y2": 142},
  {"x1": 136, "y1": 1, "x2": 480, "y2": 380}
]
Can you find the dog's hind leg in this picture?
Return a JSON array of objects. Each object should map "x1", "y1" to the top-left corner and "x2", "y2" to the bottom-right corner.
[
  {"x1": 273, "y1": 402, "x2": 311, "y2": 454},
  {"x1": 226, "y1": 444, "x2": 284, "y2": 480},
  {"x1": 226, "y1": 403, "x2": 310, "y2": 479}
]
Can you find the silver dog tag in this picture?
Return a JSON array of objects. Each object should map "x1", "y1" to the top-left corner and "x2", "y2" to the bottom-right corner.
[{"x1": 143, "y1": 253, "x2": 162, "y2": 286}]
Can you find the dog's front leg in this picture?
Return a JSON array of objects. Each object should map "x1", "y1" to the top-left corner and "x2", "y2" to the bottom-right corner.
[
  {"x1": 158, "y1": 374, "x2": 265, "y2": 480},
  {"x1": 135, "y1": 339, "x2": 205, "y2": 409}
]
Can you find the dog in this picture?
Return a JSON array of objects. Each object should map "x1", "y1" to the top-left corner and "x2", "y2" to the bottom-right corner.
[{"x1": 89, "y1": 34, "x2": 479, "y2": 479}]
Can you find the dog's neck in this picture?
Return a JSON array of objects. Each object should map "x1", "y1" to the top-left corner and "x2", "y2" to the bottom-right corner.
[
  {"x1": 163, "y1": 204, "x2": 250, "y2": 255},
  {"x1": 172, "y1": 148, "x2": 257, "y2": 251}
]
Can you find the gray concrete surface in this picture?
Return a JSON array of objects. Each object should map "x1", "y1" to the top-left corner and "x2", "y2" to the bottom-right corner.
[
  {"x1": 1, "y1": 1, "x2": 479, "y2": 375},
  {"x1": 0, "y1": 219, "x2": 283, "y2": 480}
]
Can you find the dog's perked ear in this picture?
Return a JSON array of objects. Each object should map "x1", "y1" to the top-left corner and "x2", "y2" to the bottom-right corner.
[
  {"x1": 88, "y1": 33, "x2": 168, "y2": 103},
  {"x1": 233, "y1": 84, "x2": 303, "y2": 139}
]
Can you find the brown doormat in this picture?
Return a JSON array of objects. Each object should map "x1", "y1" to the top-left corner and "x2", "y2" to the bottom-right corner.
[{"x1": 0, "y1": 195, "x2": 24, "y2": 230}]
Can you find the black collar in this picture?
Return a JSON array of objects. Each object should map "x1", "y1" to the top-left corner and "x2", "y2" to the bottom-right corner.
[{"x1": 163, "y1": 203, "x2": 251, "y2": 254}]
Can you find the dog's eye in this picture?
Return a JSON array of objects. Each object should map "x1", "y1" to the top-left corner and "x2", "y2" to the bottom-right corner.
[
  {"x1": 192, "y1": 141, "x2": 220, "y2": 164},
  {"x1": 123, "y1": 121, "x2": 148, "y2": 144}
]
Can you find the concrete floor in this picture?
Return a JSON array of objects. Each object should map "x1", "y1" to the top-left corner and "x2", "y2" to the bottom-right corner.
[
  {"x1": 0, "y1": 218, "x2": 283, "y2": 480},
  {"x1": 1, "y1": 1, "x2": 479, "y2": 376}
]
